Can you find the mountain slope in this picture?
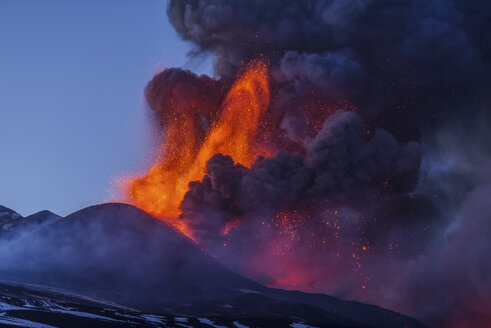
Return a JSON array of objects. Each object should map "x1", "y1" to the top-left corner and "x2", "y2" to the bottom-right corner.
[
  {"x1": 0, "y1": 203, "x2": 260, "y2": 309},
  {"x1": 0, "y1": 203, "x2": 426, "y2": 328}
]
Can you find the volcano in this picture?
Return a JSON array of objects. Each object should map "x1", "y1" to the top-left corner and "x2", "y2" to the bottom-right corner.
[{"x1": 0, "y1": 203, "x2": 425, "y2": 328}]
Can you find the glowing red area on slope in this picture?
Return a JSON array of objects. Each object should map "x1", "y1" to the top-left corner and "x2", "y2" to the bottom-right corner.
[{"x1": 118, "y1": 58, "x2": 370, "y2": 297}]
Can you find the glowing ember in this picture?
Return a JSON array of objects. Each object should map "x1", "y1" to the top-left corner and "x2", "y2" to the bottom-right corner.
[{"x1": 125, "y1": 60, "x2": 270, "y2": 231}]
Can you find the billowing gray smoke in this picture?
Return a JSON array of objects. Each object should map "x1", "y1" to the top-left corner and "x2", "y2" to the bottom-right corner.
[
  {"x1": 140, "y1": 1, "x2": 491, "y2": 327},
  {"x1": 168, "y1": 0, "x2": 491, "y2": 141},
  {"x1": 181, "y1": 110, "x2": 422, "y2": 242}
]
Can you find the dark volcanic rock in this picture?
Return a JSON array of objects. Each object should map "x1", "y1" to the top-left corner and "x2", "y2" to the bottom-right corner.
[{"x1": 0, "y1": 203, "x2": 426, "y2": 328}]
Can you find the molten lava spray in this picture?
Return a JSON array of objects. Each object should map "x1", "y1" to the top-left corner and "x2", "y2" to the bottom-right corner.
[{"x1": 127, "y1": 60, "x2": 270, "y2": 229}]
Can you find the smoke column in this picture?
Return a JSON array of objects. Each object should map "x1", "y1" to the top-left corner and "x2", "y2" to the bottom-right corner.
[{"x1": 119, "y1": 1, "x2": 491, "y2": 327}]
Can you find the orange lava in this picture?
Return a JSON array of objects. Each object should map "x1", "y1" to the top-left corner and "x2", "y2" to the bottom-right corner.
[{"x1": 126, "y1": 60, "x2": 271, "y2": 232}]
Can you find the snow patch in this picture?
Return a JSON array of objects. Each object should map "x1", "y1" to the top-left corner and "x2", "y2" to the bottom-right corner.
[
  {"x1": 175, "y1": 323, "x2": 193, "y2": 328},
  {"x1": 290, "y1": 323, "x2": 319, "y2": 328},
  {"x1": 0, "y1": 313, "x2": 57, "y2": 328},
  {"x1": 50, "y1": 309, "x2": 125, "y2": 322},
  {"x1": 141, "y1": 314, "x2": 167, "y2": 324},
  {"x1": 198, "y1": 318, "x2": 228, "y2": 328},
  {"x1": 0, "y1": 301, "x2": 23, "y2": 311}
]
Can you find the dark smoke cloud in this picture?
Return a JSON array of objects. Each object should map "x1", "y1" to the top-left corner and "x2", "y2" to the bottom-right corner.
[
  {"x1": 364, "y1": 140, "x2": 491, "y2": 328},
  {"x1": 144, "y1": 67, "x2": 226, "y2": 134},
  {"x1": 169, "y1": 0, "x2": 484, "y2": 77},
  {"x1": 180, "y1": 110, "x2": 422, "y2": 241},
  {"x1": 168, "y1": 0, "x2": 491, "y2": 140},
  {"x1": 168, "y1": 0, "x2": 489, "y2": 84},
  {"x1": 178, "y1": 111, "x2": 433, "y2": 307},
  {"x1": 135, "y1": 1, "x2": 491, "y2": 326},
  {"x1": 179, "y1": 113, "x2": 491, "y2": 327}
]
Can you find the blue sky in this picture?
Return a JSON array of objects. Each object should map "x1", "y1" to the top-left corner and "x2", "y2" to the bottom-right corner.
[{"x1": 0, "y1": 1, "x2": 211, "y2": 216}]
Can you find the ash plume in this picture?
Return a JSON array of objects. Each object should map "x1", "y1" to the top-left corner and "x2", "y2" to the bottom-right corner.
[
  {"x1": 180, "y1": 110, "x2": 422, "y2": 241},
  {"x1": 126, "y1": 1, "x2": 491, "y2": 327},
  {"x1": 167, "y1": 0, "x2": 491, "y2": 140},
  {"x1": 145, "y1": 68, "x2": 224, "y2": 127}
]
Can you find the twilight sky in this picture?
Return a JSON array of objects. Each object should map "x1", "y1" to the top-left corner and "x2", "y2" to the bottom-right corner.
[{"x1": 0, "y1": 0, "x2": 210, "y2": 216}]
